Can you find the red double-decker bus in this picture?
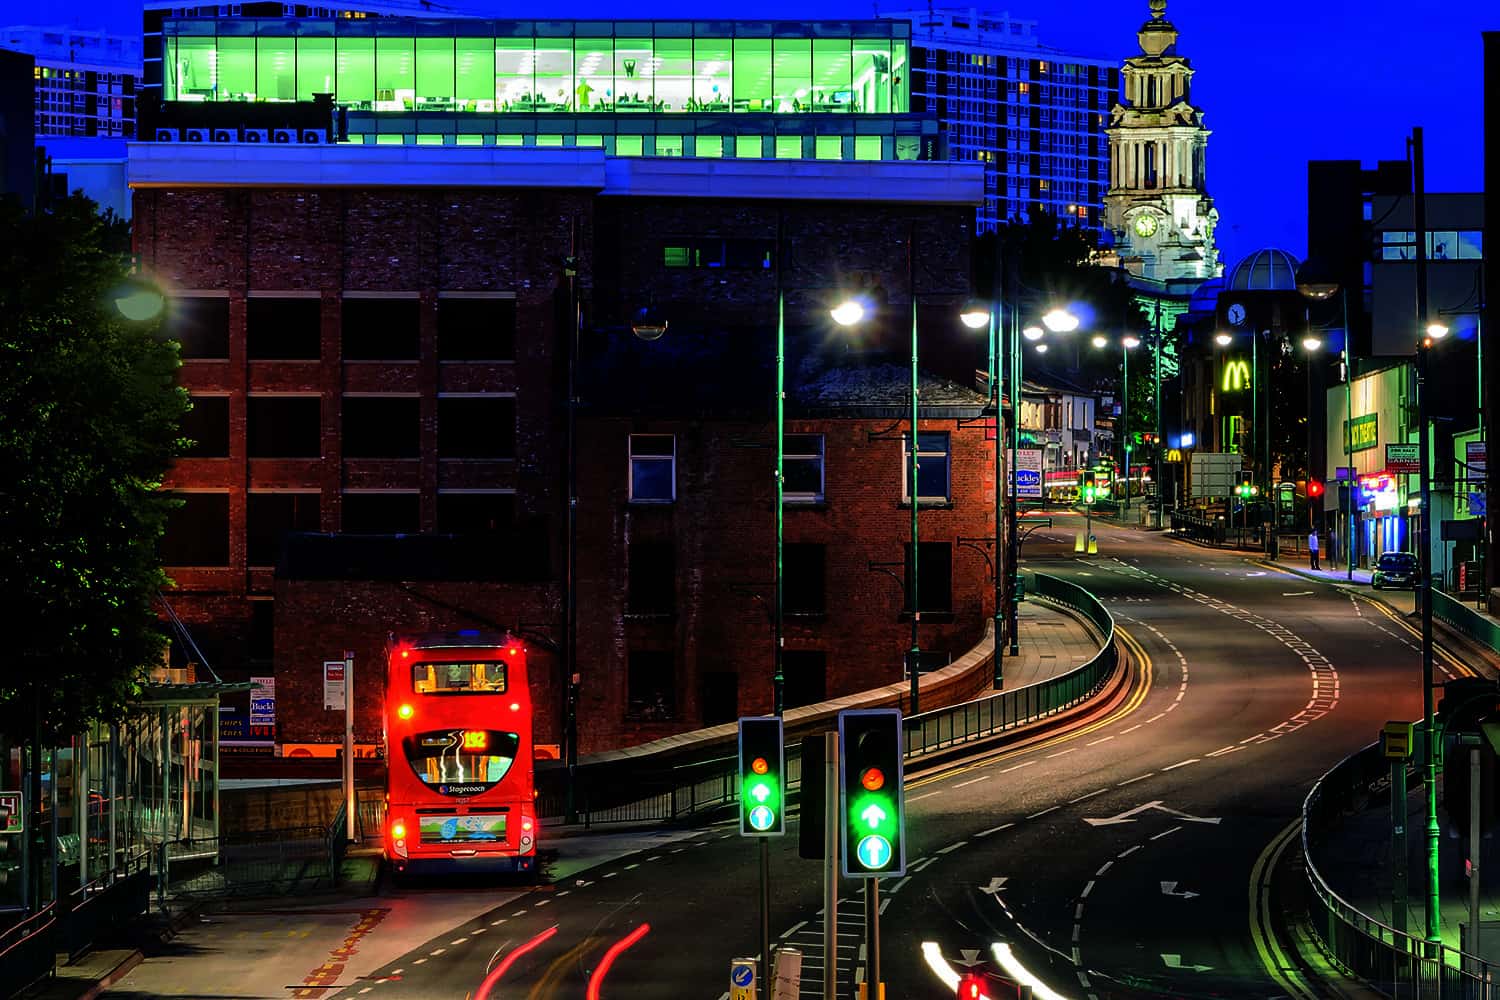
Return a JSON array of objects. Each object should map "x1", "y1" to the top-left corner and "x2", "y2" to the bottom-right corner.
[{"x1": 383, "y1": 631, "x2": 537, "y2": 876}]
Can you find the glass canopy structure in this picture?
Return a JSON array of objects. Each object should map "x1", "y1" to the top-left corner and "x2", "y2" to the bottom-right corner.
[{"x1": 163, "y1": 20, "x2": 910, "y2": 117}]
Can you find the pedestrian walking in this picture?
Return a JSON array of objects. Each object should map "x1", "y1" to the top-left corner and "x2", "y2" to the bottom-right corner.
[{"x1": 1308, "y1": 528, "x2": 1321, "y2": 570}]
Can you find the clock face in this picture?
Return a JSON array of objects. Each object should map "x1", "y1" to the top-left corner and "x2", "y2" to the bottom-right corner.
[
  {"x1": 1133, "y1": 213, "x2": 1158, "y2": 238},
  {"x1": 1228, "y1": 303, "x2": 1247, "y2": 327}
]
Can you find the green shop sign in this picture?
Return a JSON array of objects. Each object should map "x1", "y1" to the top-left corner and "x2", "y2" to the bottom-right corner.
[{"x1": 1345, "y1": 414, "x2": 1378, "y2": 454}]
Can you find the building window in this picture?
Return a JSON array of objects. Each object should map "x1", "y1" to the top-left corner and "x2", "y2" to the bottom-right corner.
[
  {"x1": 163, "y1": 296, "x2": 229, "y2": 359},
  {"x1": 438, "y1": 396, "x2": 516, "y2": 459},
  {"x1": 782, "y1": 650, "x2": 827, "y2": 709},
  {"x1": 904, "y1": 541, "x2": 953, "y2": 613},
  {"x1": 629, "y1": 434, "x2": 676, "y2": 502},
  {"x1": 342, "y1": 492, "x2": 420, "y2": 534},
  {"x1": 437, "y1": 296, "x2": 516, "y2": 361},
  {"x1": 342, "y1": 296, "x2": 420, "y2": 360},
  {"x1": 700, "y1": 672, "x2": 738, "y2": 726},
  {"x1": 247, "y1": 297, "x2": 322, "y2": 360},
  {"x1": 1381, "y1": 231, "x2": 1416, "y2": 260},
  {"x1": 248, "y1": 396, "x2": 321, "y2": 458},
  {"x1": 180, "y1": 395, "x2": 230, "y2": 457},
  {"x1": 784, "y1": 543, "x2": 826, "y2": 615},
  {"x1": 160, "y1": 492, "x2": 229, "y2": 566},
  {"x1": 901, "y1": 432, "x2": 951, "y2": 504},
  {"x1": 342, "y1": 396, "x2": 420, "y2": 458},
  {"x1": 784, "y1": 433, "x2": 825, "y2": 502},
  {"x1": 628, "y1": 540, "x2": 675, "y2": 615},
  {"x1": 659, "y1": 239, "x2": 775, "y2": 271},
  {"x1": 626, "y1": 650, "x2": 676, "y2": 721},
  {"x1": 436, "y1": 491, "x2": 515, "y2": 535},
  {"x1": 247, "y1": 491, "x2": 320, "y2": 567}
]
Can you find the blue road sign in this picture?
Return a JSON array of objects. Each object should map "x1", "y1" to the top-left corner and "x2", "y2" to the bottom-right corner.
[
  {"x1": 855, "y1": 834, "x2": 893, "y2": 870},
  {"x1": 732, "y1": 963, "x2": 755, "y2": 987}
]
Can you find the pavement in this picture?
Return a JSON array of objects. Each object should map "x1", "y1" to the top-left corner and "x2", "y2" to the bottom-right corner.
[{"x1": 994, "y1": 597, "x2": 1103, "y2": 687}]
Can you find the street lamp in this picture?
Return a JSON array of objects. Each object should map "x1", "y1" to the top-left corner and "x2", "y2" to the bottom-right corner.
[
  {"x1": 1034, "y1": 343, "x2": 1049, "y2": 354},
  {"x1": 1091, "y1": 335, "x2": 1108, "y2": 350},
  {"x1": 830, "y1": 298, "x2": 867, "y2": 328},
  {"x1": 1302, "y1": 335, "x2": 1322, "y2": 353},
  {"x1": 1093, "y1": 335, "x2": 1141, "y2": 505},
  {"x1": 1022, "y1": 325, "x2": 1045, "y2": 342},
  {"x1": 1214, "y1": 331, "x2": 1233, "y2": 347},
  {"x1": 1426, "y1": 321, "x2": 1450, "y2": 341},
  {"x1": 959, "y1": 299, "x2": 991, "y2": 331},
  {"x1": 1042, "y1": 308, "x2": 1080, "y2": 334},
  {"x1": 111, "y1": 275, "x2": 165, "y2": 323}
]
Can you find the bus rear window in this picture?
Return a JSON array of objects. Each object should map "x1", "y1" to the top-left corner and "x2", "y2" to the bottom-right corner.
[{"x1": 413, "y1": 662, "x2": 507, "y2": 694}]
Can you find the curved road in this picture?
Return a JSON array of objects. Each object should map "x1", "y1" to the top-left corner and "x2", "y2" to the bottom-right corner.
[{"x1": 331, "y1": 516, "x2": 1448, "y2": 1000}]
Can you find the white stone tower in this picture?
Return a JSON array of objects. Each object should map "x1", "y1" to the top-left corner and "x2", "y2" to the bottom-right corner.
[{"x1": 1104, "y1": 0, "x2": 1221, "y2": 287}]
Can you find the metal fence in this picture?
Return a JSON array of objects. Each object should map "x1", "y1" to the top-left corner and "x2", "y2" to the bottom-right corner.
[
  {"x1": 1171, "y1": 510, "x2": 1227, "y2": 545},
  {"x1": 0, "y1": 904, "x2": 58, "y2": 1000},
  {"x1": 1303, "y1": 740, "x2": 1494, "y2": 998},
  {"x1": 1430, "y1": 589, "x2": 1500, "y2": 654},
  {"x1": 546, "y1": 573, "x2": 1117, "y2": 827},
  {"x1": 165, "y1": 807, "x2": 347, "y2": 899}
]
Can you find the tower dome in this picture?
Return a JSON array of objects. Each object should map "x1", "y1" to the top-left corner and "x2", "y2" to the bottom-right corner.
[
  {"x1": 1226, "y1": 249, "x2": 1302, "y2": 292},
  {"x1": 1137, "y1": 0, "x2": 1178, "y2": 57}
]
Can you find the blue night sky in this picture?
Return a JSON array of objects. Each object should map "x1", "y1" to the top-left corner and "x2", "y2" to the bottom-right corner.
[{"x1": 35, "y1": 0, "x2": 1493, "y2": 268}]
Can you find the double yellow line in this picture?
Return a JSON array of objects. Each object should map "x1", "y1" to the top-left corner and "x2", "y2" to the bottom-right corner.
[
  {"x1": 906, "y1": 626, "x2": 1154, "y2": 790},
  {"x1": 1365, "y1": 598, "x2": 1477, "y2": 678},
  {"x1": 1248, "y1": 820, "x2": 1318, "y2": 1000}
]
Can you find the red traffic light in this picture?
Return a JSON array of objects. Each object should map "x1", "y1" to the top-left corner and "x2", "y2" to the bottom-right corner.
[
  {"x1": 957, "y1": 973, "x2": 984, "y2": 1000},
  {"x1": 1308, "y1": 480, "x2": 1325, "y2": 497},
  {"x1": 751, "y1": 756, "x2": 769, "y2": 775},
  {"x1": 860, "y1": 767, "x2": 885, "y2": 791}
]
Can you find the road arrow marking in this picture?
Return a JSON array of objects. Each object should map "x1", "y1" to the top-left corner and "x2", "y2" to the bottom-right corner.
[
  {"x1": 1084, "y1": 801, "x2": 1220, "y2": 827},
  {"x1": 1162, "y1": 953, "x2": 1213, "y2": 972},
  {"x1": 979, "y1": 877, "x2": 1008, "y2": 898},
  {"x1": 955, "y1": 949, "x2": 983, "y2": 968},
  {"x1": 1160, "y1": 881, "x2": 1200, "y2": 899}
]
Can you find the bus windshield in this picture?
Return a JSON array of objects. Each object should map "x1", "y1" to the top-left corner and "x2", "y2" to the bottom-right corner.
[
  {"x1": 412, "y1": 661, "x2": 507, "y2": 694},
  {"x1": 403, "y1": 729, "x2": 520, "y2": 789}
]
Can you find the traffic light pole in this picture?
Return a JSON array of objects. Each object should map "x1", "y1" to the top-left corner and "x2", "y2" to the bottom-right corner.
[
  {"x1": 760, "y1": 837, "x2": 771, "y2": 987},
  {"x1": 866, "y1": 878, "x2": 881, "y2": 997},
  {"x1": 823, "y1": 730, "x2": 838, "y2": 1000}
]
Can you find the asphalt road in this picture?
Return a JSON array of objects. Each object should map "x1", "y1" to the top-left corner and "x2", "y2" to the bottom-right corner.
[{"x1": 322, "y1": 516, "x2": 1438, "y2": 1000}]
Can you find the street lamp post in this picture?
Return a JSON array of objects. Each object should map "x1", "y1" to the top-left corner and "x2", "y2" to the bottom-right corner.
[
  {"x1": 1297, "y1": 260, "x2": 1357, "y2": 579},
  {"x1": 960, "y1": 299, "x2": 1000, "y2": 684}
]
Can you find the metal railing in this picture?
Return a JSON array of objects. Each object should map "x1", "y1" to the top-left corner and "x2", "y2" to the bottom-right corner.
[
  {"x1": 1303, "y1": 740, "x2": 1494, "y2": 998},
  {"x1": 1430, "y1": 589, "x2": 1500, "y2": 655},
  {"x1": 1171, "y1": 510, "x2": 1228, "y2": 545},
  {"x1": 546, "y1": 573, "x2": 1117, "y2": 827},
  {"x1": 0, "y1": 904, "x2": 57, "y2": 1000}
]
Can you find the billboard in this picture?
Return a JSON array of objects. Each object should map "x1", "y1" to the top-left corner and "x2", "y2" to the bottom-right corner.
[
  {"x1": 1008, "y1": 449, "x2": 1043, "y2": 498},
  {"x1": 1190, "y1": 452, "x2": 1242, "y2": 499}
]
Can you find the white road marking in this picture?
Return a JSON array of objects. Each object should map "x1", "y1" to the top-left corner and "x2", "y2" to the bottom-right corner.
[
  {"x1": 1085, "y1": 736, "x2": 1115, "y2": 746},
  {"x1": 1118, "y1": 845, "x2": 1142, "y2": 858},
  {"x1": 1080, "y1": 880, "x2": 1095, "y2": 898},
  {"x1": 1150, "y1": 825, "x2": 1183, "y2": 841},
  {"x1": 1162, "y1": 758, "x2": 1198, "y2": 771},
  {"x1": 1068, "y1": 789, "x2": 1108, "y2": 803},
  {"x1": 937, "y1": 841, "x2": 968, "y2": 855},
  {"x1": 952, "y1": 775, "x2": 989, "y2": 789},
  {"x1": 413, "y1": 957, "x2": 427, "y2": 965},
  {"x1": 430, "y1": 947, "x2": 446, "y2": 956},
  {"x1": 1003, "y1": 760, "x2": 1040, "y2": 772},
  {"x1": 1095, "y1": 861, "x2": 1113, "y2": 877},
  {"x1": 977, "y1": 821, "x2": 1016, "y2": 838},
  {"x1": 1117, "y1": 773, "x2": 1153, "y2": 786},
  {"x1": 1119, "y1": 724, "x2": 1142, "y2": 734},
  {"x1": 907, "y1": 789, "x2": 945, "y2": 803},
  {"x1": 1027, "y1": 806, "x2": 1059, "y2": 819}
]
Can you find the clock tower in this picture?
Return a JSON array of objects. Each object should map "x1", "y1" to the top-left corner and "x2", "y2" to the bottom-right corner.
[{"x1": 1104, "y1": 0, "x2": 1221, "y2": 289}]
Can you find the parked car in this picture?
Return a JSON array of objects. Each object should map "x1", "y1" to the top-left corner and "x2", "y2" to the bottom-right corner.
[{"x1": 1372, "y1": 551, "x2": 1419, "y2": 590}]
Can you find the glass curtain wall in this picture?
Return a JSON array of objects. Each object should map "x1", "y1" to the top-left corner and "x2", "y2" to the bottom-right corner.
[{"x1": 162, "y1": 22, "x2": 911, "y2": 115}]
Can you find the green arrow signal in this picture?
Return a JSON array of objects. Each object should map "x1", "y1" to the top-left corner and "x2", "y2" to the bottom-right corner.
[
  {"x1": 860, "y1": 802, "x2": 887, "y2": 830},
  {"x1": 750, "y1": 782, "x2": 771, "y2": 803}
]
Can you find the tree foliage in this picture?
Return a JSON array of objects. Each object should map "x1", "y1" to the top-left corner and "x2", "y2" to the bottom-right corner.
[{"x1": 0, "y1": 194, "x2": 188, "y2": 744}]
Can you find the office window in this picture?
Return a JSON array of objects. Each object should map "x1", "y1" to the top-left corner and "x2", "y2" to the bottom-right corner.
[
  {"x1": 342, "y1": 296, "x2": 419, "y2": 360},
  {"x1": 696, "y1": 135, "x2": 724, "y2": 158},
  {"x1": 247, "y1": 297, "x2": 321, "y2": 360},
  {"x1": 904, "y1": 541, "x2": 953, "y2": 613},
  {"x1": 784, "y1": 543, "x2": 826, "y2": 615},
  {"x1": 436, "y1": 491, "x2": 515, "y2": 535},
  {"x1": 658, "y1": 238, "x2": 775, "y2": 271},
  {"x1": 1381, "y1": 230, "x2": 1416, "y2": 261},
  {"x1": 180, "y1": 395, "x2": 229, "y2": 458},
  {"x1": 342, "y1": 396, "x2": 419, "y2": 458},
  {"x1": 341, "y1": 492, "x2": 419, "y2": 534},
  {"x1": 700, "y1": 672, "x2": 738, "y2": 726},
  {"x1": 437, "y1": 296, "x2": 516, "y2": 361},
  {"x1": 628, "y1": 541, "x2": 675, "y2": 615},
  {"x1": 782, "y1": 650, "x2": 827, "y2": 709},
  {"x1": 248, "y1": 396, "x2": 321, "y2": 458},
  {"x1": 164, "y1": 296, "x2": 230, "y2": 359},
  {"x1": 1458, "y1": 231, "x2": 1484, "y2": 259},
  {"x1": 775, "y1": 135, "x2": 802, "y2": 159},
  {"x1": 160, "y1": 492, "x2": 229, "y2": 566},
  {"x1": 247, "y1": 492, "x2": 320, "y2": 566},
  {"x1": 901, "y1": 432, "x2": 951, "y2": 503},
  {"x1": 784, "y1": 434, "x2": 825, "y2": 502},
  {"x1": 815, "y1": 136, "x2": 843, "y2": 160},
  {"x1": 627, "y1": 650, "x2": 676, "y2": 721},
  {"x1": 438, "y1": 396, "x2": 515, "y2": 458},
  {"x1": 629, "y1": 434, "x2": 675, "y2": 502}
]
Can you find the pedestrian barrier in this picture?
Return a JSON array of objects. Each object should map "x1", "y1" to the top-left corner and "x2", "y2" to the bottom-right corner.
[
  {"x1": 1303, "y1": 739, "x2": 1492, "y2": 997},
  {"x1": 0, "y1": 904, "x2": 58, "y2": 1000},
  {"x1": 1429, "y1": 589, "x2": 1500, "y2": 655},
  {"x1": 1170, "y1": 510, "x2": 1226, "y2": 545},
  {"x1": 547, "y1": 573, "x2": 1117, "y2": 827}
]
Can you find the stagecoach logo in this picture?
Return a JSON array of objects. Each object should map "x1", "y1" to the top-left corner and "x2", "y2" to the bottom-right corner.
[{"x1": 438, "y1": 784, "x2": 487, "y2": 796}]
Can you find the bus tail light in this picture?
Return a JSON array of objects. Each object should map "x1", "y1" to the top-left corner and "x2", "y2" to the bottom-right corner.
[
  {"x1": 391, "y1": 818, "x2": 408, "y2": 857},
  {"x1": 519, "y1": 814, "x2": 535, "y2": 853},
  {"x1": 398, "y1": 703, "x2": 413, "y2": 720}
]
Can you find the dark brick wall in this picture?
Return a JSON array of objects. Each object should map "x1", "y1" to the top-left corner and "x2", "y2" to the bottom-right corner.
[
  {"x1": 137, "y1": 181, "x2": 987, "y2": 755},
  {"x1": 574, "y1": 413, "x2": 996, "y2": 752}
]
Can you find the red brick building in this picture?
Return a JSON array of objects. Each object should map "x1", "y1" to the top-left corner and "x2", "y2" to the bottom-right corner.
[{"x1": 130, "y1": 144, "x2": 986, "y2": 754}]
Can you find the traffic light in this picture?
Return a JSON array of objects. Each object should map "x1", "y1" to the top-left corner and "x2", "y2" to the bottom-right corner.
[
  {"x1": 957, "y1": 974, "x2": 984, "y2": 1000},
  {"x1": 1081, "y1": 470, "x2": 1097, "y2": 505},
  {"x1": 1234, "y1": 470, "x2": 1260, "y2": 499},
  {"x1": 1308, "y1": 480, "x2": 1325, "y2": 498},
  {"x1": 839, "y1": 709, "x2": 905, "y2": 877},
  {"x1": 738, "y1": 716, "x2": 785, "y2": 837}
]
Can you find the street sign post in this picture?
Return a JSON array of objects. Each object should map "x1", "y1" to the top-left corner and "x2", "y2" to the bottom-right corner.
[
  {"x1": 730, "y1": 958, "x2": 757, "y2": 1000},
  {"x1": 322, "y1": 660, "x2": 346, "y2": 711},
  {"x1": 1387, "y1": 443, "x2": 1420, "y2": 475},
  {"x1": 739, "y1": 716, "x2": 784, "y2": 991},
  {"x1": 839, "y1": 709, "x2": 903, "y2": 1000},
  {"x1": 1007, "y1": 449, "x2": 1043, "y2": 499}
]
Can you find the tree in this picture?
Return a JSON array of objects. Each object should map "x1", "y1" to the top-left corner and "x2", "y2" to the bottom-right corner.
[{"x1": 0, "y1": 194, "x2": 188, "y2": 745}]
